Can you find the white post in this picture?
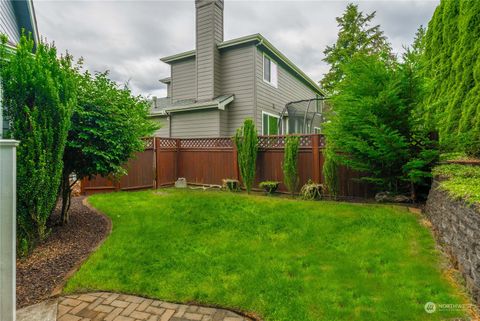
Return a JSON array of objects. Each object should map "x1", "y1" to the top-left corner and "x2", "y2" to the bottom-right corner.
[{"x1": 0, "y1": 139, "x2": 18, "y2": 321}]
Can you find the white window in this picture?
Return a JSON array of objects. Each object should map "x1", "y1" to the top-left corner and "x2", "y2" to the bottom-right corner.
[
  {"x1": 262, "y1": 111, "x2": 280, "y2": 135},
  {"x1": 263, "y1": 55, "x2": 278, "y2": 88}
]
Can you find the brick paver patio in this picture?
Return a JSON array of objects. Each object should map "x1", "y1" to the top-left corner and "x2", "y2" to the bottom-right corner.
[{"x1": 57, "y1": 292, "x2": 250, "y2": 321}]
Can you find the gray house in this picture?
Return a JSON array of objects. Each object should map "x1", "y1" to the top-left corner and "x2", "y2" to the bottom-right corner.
[
  {"x1": 151, "y1": 0, "x2": 326, "y2": 138},
  {"x1": 0, "y1": 0, "x2": 39, "y2": 137},
  {"x1": 0, "y1": 0, "x2": 39, "y2": 47}
]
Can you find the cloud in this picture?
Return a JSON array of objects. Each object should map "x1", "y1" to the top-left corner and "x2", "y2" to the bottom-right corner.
[{"x1": 34, "y1": 0, "x2": 439, "y2": 97}]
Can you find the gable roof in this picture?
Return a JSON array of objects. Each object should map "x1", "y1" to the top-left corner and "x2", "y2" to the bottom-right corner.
[{"x1": 160, "y1": 33, "x2": 326, "y2": 96}]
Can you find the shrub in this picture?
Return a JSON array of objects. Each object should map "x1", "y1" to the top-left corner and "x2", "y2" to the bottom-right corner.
[
  {"x1": 323, "y1": 148, "x2": 339, "y2": 197},
  {"x1": 324, "y1": 52, "x2": 437, "y2": 198},
  {"x1": 421, "y1": 0, "x2": 480, "y2": 156},
  {"x1": 234, "y1": 119, "x2": 258, "y2": 193},
  {"x1": 259, "y1": 181, "x2": 280, "y2": 195},
  {"x1": 300, "y1": 179, "x2": 324, "y2": 200},
  {"x1": 0, "y1": 35, "x2": 76, "y2": 251},
  {"x1": 283, "y1": 135, "x2": 300, "y2": 196},
  {"x1": 222, "y1": 179, "x2": 240, "y2": 192},
  {"x1": 60, "y1": 71, "x2": 157, "y2": 223}
]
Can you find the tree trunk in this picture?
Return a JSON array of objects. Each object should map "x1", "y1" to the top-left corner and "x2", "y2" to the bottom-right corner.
[
  {"x1": 60, "y1": 171, "x2": 72, "y2": 225},
  {"x1": 410, "y1": 181, "x2": 417, "y2": 203}
]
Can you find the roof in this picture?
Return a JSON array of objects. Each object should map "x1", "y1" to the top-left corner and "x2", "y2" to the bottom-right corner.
[
  {"x1": 160, "y1": 33, "x2": 325, "y2": 96},
  {"x1": 159, "y1": 77, "x2": 171, "y2": 84},
  {"x1": 150, "y1": 94, "x2": 235, "y2": 116}
]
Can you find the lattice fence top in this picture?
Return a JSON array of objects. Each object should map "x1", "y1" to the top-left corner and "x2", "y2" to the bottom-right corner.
[
  {"x1": 258, "y1": 134, "x2": 323, "y2": 149},
  {"x1": 156, "y1": 138, "x2": 177, "y2": 149},
  {"x1": 154, "y1": 134, "x2": 325, "y2": 149},
  {"x1": 143, "y1": 137, "x2": 155, "y2": 150},
  {"x1": 180, "y1": 137, "x2": 233, "y2": 149}
]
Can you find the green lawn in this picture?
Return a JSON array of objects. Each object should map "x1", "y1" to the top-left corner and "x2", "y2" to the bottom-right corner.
[{"x1": 65, "y1": 189, "x2": 468, "y2": 321}]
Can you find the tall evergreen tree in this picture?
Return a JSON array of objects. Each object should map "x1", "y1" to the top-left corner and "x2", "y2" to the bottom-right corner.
[
  {"x1": 422, "y1": 0, "x2": 480, "y2": 156},
  {"x1": 0, "y1": 36, "x2": 76, "y2": 252},
  {"x1": 321, "y1": 3, "x2": 392, "y2": 93},
  {"x1": 324, "y1": 50, "x2": 437, "y2": 198}
]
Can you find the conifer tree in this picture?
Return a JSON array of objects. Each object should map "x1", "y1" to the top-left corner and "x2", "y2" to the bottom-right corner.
[
  {"x1": 422, "y1": 0, "x2": 480, "y2": 156},
  {"x1": 234, "y1": 119, "x2": 258, "y2": 193},
  {"x1": 321, "y1": 3, "x2": 392, "y2": 93}
]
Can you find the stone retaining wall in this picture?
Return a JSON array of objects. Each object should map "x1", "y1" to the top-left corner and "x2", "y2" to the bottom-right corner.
[{"x1": 425, "y1": 180, "x2": 480, "y2": 303}]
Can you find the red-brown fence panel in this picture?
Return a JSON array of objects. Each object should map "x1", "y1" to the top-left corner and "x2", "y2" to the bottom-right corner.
[
  {"x1": 156, "y1": 137, "x2": 177, "y2": 187},
  {"x1": 82, "y1": 134, "x2": 375, "y2": 199},
  {"x1": 175, "y1": 138, "x2": 236, "y2": 186},
  {"x1": 81, "y1": 138, "x2": 156, "y2": 195}
]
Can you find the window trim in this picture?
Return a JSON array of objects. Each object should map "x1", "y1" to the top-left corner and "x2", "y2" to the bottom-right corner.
[
  {"x1": 262, "y1": 111, "x2": 280, "y2": 135},
  {"x1": 262, "y1": 54, "x2": 278, "y2": 88}
]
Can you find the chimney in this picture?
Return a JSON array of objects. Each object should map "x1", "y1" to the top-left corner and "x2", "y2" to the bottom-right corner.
[{"x1": 195, "y1": 0, "x2": 224, "y2": 101}]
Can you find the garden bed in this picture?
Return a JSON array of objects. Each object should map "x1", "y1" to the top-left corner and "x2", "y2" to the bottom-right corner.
[
  {"x1": 63, "y1": 189, "x2": 471, "y2": 321},
  {"x1": 16, "y1": 197, "x2": 110, "y2": 308}
]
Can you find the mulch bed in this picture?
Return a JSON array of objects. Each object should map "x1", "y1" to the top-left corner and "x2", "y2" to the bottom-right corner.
[{"x1": 16, "y1": 197, "x2": 110, "y2": 308}]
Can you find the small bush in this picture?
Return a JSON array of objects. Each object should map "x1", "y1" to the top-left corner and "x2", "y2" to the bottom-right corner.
[
  {"x1": 259, "y1": 181, "x2": 280, "y2": 195},
  {"x1": 283, "y1": 135, "x2": 300, "y2": 196},
  {"x1": 300, "y1": 180, "x2": 324, "y2": 200},
  {"x1": 323, "y1": 148, "x2": 339, "y2": 197},
  {"x1": 234, "y1": 119, "x2": 258, "y2": 193},
  {"x1": 222, "y1": 179, "x2": 240, "y2": 192}
]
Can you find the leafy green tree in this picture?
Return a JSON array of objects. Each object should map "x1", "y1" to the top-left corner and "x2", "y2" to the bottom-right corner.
[
  {"x1": 60, "y1": 71, "x2": 157, "y2": 223},
  {"x1": 421, "y1": 0, "x2": 480, "y2": 156},
  {"x1": 324, "y1": 51, "x2": 437, "y2": 198},
  {"x1": 282, "y1": 135, "x2": 300, "y2": 196},
  {"x1": 234, "y1": 119, "x2": 258, "y2": 193},
  {"x1": 0, "y1": 35, "x2": 76, "y2": 251},
  {"x1": 321, "y1": 3, "x2": 392, "y2": 93}
]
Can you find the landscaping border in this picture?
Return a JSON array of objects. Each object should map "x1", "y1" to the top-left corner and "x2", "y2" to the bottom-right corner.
[
  {"x1": 16, "y1": 197, "x2": 112, "y2": 308},
  {"x1": 425, "y1": 180, "x2": 480, "y2": 304}
]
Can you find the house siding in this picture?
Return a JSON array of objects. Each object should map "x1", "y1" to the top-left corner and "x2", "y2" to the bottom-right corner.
[
  {"x1": 151, "y1": 116, "x2": 170, "y2": 137},
  {"x1": 254, "y1": 47, "x2": 317, "y2": 133},
  {"x1": 171, "y1": 109, "x2": 220, "y2": 138},
  {"x1": 219, "y1": 44, "x2": 255, "y2": 136},
  {"x1": 0, "y1": 0, "x2": 21, "y2": 44},
  {"x1": 195, "y1": 0, "x2": 223, "y2": 100},
  {"x1": 171, "y1": 58, "x2": 196, "y2": 101}
]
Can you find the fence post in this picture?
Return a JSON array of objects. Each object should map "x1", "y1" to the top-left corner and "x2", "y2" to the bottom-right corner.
[
  {"x1": 0, "y1": 139, "x2": 19, "y2": 321},
  {"x1": 175, "y1": 139, "x2": 180, "y2": 181},
  {"x1": 232, "y1": 141, "x2": 239, "y2": 180},
  {"x1": 312, "y1": 134, "x2": 321, "y2": 183},
  {"x1": 154, "y1": 137, "x2": 159, "y2": 189}
]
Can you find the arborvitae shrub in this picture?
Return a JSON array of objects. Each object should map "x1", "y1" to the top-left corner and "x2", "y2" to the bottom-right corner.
[{"x1": 234, "y1": 119, "x2": 258, "y2": 193}]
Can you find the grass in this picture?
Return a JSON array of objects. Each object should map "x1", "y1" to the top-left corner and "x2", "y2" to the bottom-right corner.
[
  {"x1": 433, "y1": 164, "x2": 480, "y2": 205},
  {"x1": 65, "y1": 189, "x2": 467, "y2": 321}
]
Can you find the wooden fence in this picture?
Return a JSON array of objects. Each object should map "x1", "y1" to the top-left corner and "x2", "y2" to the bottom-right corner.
[
  {"x1": 82, "y1": 134, "x2": 374, "y2": 198},
  {"x1": 80, "y1": 138, "x2": 156, "y2": 195}
]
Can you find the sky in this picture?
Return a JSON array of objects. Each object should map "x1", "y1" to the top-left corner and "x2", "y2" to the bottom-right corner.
[{"x1": 34, "y1": 0, "x2": 439, "y2": 98}]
